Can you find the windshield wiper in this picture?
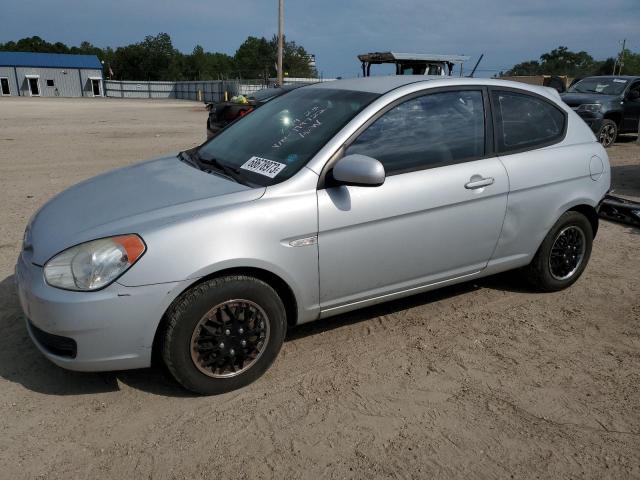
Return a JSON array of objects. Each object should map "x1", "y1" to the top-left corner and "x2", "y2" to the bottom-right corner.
[
  {"x1": 198, "y1": 154, "x2": 250, "y2": 186},
  {"x1": 179, "y1": 150, "x2": 199, "y2": 168},
  {"x1": 181, "y1": 148, "x2": 254, "y2": 187}
]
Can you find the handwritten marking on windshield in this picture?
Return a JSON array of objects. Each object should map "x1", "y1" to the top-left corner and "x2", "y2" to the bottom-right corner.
[{"x1": 272, "y1": 105, "x2": 328, "y2": 148}]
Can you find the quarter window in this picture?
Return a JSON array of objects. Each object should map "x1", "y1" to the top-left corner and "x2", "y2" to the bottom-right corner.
[
  {"x1": 346, "y1": 90, "x2": 485, "y2": 175},
  {"x1": 491, "y1": 90, "x2": 565, "y2": 153}
]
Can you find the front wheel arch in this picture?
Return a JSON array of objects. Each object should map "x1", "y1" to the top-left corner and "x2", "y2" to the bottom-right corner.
[
  {"x1": 603, "y1": 111, "x2": 622, "y2": 128},
  {"x1": 151, "y1": 267, "x2": 298, "y2": 366},
  {"x1": 161, "y1": 275, "x2": 287, "y2": 393}
]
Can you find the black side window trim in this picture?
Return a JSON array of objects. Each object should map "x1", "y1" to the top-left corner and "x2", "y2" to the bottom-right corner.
[
  {"x1": 318, "y1": 85, "x2": 494, "y2": 189},
  {"x1": 488, "y1": 87, "x2": 568, "y2": 156}
]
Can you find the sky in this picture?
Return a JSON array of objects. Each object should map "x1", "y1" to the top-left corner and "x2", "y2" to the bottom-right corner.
[{"x1": 1, "y1": 0, "x2": 638, "y2": 78}]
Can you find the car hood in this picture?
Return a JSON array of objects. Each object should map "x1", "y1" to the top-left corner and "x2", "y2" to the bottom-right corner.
[
  {"x1": 560, "y1": 92, "x2": 619, "y2": 107},
  {"x1": 28, "y1": 155, "x2": 264, "y2": 265}
]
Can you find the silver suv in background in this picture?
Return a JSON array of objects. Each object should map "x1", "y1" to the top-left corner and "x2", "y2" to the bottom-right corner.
[{"x1": 16, "y1": 77, "x2": 610, "y2": 394}]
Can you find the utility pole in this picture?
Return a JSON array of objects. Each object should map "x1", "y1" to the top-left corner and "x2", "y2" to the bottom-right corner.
[
  {"x1": 277, "y1": 0, "x2": 284, "y2": 87},
  {"x1": 615, "y1": 39, "x2": 626, "y2": 75}
]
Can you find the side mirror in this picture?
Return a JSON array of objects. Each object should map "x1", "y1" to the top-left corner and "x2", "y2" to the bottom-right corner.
[{"x1": 332, "y1": 154, "x2": 385, "y2": 187}]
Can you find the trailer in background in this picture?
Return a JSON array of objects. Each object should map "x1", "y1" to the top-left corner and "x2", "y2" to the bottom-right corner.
[{"x1": 358, "y1": 52, "x2": 469, "y2": 77}]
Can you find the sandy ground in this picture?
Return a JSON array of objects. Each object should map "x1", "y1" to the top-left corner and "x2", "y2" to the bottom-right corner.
[{"x1": 0, "y1": 97, "x2": 639, "y2": 479}]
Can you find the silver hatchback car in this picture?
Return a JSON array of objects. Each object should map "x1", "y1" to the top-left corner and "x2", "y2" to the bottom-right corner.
[{"x1": 16, "y1": 76, "x2": 610, "y2": 394}]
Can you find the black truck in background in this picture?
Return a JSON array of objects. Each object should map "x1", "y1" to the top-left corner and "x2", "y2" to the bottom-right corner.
[{"x1": 205, "y1": 83, "x2": 310, "y2": 139}]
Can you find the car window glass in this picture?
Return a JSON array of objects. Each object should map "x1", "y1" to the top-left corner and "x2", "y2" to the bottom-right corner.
[
  {"x1": 492, "y1": 90, "x2": 565, "y2": 153},
  {"x1": 199, "y1": 88, "x2": 379, "y2": 186},
  {"x1": 345, "y1": 90, "x2": 485, "y2": 175},
  {"x1": 568, "y1": 77, "x2": 628, "y2": 95}
]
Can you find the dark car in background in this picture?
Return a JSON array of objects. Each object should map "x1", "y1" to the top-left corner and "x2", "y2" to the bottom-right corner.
[
  {"x1": 206, "y1": 83, "x2": 311, "y2": 139},
  {"x1": 561, "y1": 76, "x2": 640, "y2": 147}
]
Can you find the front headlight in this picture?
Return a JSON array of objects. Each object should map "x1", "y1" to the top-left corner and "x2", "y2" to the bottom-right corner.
[
  {"x1": 577, "y1": 103, "x2": 602, "y2": 113},
  {"x1": 44, "y1": 234, "x2": 146, "y2": 291}
]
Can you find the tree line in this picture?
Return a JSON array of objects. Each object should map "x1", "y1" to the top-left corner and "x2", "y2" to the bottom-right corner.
[
  {"x1": 2, "y1": 36, "x2": 638, "y2": 81},
  {"x1": 0, "y1": 33, "x2": 317, "y2": 81},
  {"x1": 502, "y1": 46, "x2": 640, "y2": 77}
]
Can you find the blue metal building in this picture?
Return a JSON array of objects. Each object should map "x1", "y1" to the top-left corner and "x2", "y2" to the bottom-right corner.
[{"x1": 0, "y1": 52, "x2": 104, "y2": 98}]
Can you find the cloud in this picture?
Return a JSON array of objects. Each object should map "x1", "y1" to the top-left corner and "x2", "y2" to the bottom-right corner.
[{"x1": 1, "y1": 0, "x2": 638, "y2": 77}]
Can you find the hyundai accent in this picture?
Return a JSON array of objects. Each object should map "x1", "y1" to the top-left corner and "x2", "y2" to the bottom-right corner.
[{"x1": 16, "y1": 76, "x2": 610, "y2": 394}]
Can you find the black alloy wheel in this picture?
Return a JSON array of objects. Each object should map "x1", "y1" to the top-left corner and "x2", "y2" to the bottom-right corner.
[
  {"x1": 548, "y1": 226, "x2": 586, "y2": 281},
  {"x1": 162, "y1": 275, "x2": 286, "y2": 395},
  {"x1": 598, "y1": 120, "x2": 617, "y2": 148},
  {"x1": 190, "y1": 299, "x2": 270, "y2": 378}
]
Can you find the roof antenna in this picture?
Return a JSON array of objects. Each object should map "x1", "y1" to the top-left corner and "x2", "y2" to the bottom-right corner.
[{"x1": 468, "y1": 54, "x2": 484, "y2": 78}]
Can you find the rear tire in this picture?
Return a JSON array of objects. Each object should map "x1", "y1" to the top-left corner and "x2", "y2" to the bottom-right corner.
[
  {"x1": 597, "y1": 119, "x2": 617, "y2": 148},
  {"x1": 523, "y1": 211, "x2": 593, "y2": 292},
  {"x1": 162, "y1": 275, "x2": 286, "y2": 395}
]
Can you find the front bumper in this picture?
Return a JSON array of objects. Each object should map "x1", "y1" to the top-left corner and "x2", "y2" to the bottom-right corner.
[
  {"x1": 574, "y1": 110, "x2": 604, "y2": 133},
  {"x1": 15, "y1": 252, "x2": 186, "y2": 372}
]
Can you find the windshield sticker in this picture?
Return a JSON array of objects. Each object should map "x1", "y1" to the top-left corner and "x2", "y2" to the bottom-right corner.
[
  {"x1": 613, "y1": 79, "x2": 627, "y2": 83},
  {"x1": 240, "y1": 156, "x2": 287, "y2": 178}
]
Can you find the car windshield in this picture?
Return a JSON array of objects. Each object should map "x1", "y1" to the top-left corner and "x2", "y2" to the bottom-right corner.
[
  {"x1": 568, "y1": 77, "x2": 629, "y2": 95},
  {"x1": 197, "y1": 88, "x2": 379, "y2": 186}
]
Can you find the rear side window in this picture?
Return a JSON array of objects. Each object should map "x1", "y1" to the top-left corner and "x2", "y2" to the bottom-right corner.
[
  {"x1": 346, "y1": 90, "x2": 485, "y2": 175},
  {"x1": 491, "y1": 90, "x2": 565, "y2": 153}
]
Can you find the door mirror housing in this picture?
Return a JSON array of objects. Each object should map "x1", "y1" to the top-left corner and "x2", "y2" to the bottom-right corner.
[{"x1": 332, "y1": 154, "x2": 385, "y2": 187}]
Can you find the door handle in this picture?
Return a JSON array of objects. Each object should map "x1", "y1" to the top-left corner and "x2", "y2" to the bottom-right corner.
[{"x1": 465, "y1": 176, "x2": 495, "y2": 190}]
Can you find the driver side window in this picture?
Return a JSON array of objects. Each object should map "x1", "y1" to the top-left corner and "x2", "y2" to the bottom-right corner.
[{"x1": 345, "y1": 90, "x2": 485, "y2": 176}]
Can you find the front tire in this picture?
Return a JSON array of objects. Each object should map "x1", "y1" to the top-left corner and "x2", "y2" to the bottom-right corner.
[
  {"x1": 523, "y1": 211, "x2": 593, "y2": 292},
  {"x1": 597, "y1": 119, "x2": 617, "y2": 148},
  {"x1": 162, "y1": 275, "x2": 286, "y2": 395}
]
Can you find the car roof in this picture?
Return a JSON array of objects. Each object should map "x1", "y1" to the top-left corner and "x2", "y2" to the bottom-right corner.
[
  {"x1": 308, "y1": 75, "x2": 443, "y2": 93},
  {"x1": 248, "y1": 82, "x2": 313, "y2": 99},
  {"x1": 577, "y1": 75, "x2": 640, "y2": 81},
  {"x1": 307, "y1": 75, "x2": 563, "y2": 99}
]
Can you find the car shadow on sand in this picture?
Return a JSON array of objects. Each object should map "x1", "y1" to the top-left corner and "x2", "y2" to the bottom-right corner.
[
  {"x1": 286, "y1": 271, "x2": 536, "y2": 342},
  {"x1": 0, "y1": 270, "x2": 535, "y2": 398}
]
